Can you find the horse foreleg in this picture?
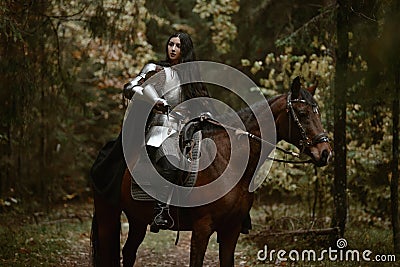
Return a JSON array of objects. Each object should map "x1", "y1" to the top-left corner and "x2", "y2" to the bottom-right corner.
[
  {"x1": 122, "y1": 221, "x2": 147, "y2": 267},
  {"x1": 217, "y1": 225, "x2": 241, "y2": 267},
  {"x1": 189, "y1": 224, "x2": 213, "y2": 267}
]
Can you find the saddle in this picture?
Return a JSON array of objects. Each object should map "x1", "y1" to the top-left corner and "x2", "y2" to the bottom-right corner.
[{"x1": 131, "y1": 118, "x2": 204, "y2": 201}]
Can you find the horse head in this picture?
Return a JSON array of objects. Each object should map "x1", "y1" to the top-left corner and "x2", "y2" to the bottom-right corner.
[{"x1": 272, "y1": 77, "x2": 332, "y2": 167}]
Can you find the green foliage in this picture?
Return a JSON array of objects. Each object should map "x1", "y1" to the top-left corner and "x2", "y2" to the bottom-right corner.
[
  {"x1": 193, "y1": 0, "x2": 240, "y2": 54},
  {"x1": 346, "y1": 106, "x2": 393, "y2": 218},
  {"x1": 0, "y1": 0, "x2": 398, "y2": 232},
  {"x1": 243, "y1": 45, "x2": 334, "y2": 93},
  {"x1": 0, "y1": 0, "x2": 398, "y2": 262},
  {"x1": 0, "y1": 0, "x2": 245, "y2": 205},
  {"x1": 275, "y1": 5, "x2": 336, "y2": 52},
  {"x1": 244, "y1": 0, "x2": 399, "y2": 224},
  {"x1": 243, "y1": 42, "x2": 335, "y2": 213}
]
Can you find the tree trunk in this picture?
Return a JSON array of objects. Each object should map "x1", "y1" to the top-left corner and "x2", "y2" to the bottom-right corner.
[
  {"x1": 391, "y1": 63, "x2": 400, "y2": 254},
  {"x1": 389, "y1": 0, "x2": 400, "y2": 256},
  {"x1": 332, "y1": 0, "x2": 349, "y2": 237}
]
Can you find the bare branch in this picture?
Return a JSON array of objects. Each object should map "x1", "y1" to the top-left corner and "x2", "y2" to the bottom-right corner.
[{"x1": 350, "y1": 6, "x2": 377, "y2": 22}]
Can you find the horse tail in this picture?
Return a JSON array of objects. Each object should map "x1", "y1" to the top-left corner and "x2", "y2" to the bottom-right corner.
[{"x1": 91, "y1": 213, "x2": 100, "y2": 267}]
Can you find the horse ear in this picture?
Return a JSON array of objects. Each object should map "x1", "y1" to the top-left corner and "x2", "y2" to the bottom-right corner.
[
  {"x1": 307, "y1": 83, "x2": 318, "y2": 96},
  {"x1": 290, "y1": 76, "x2": 301, "y2": 98}
]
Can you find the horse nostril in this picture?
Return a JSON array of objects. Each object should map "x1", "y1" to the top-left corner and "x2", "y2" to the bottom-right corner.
[{"x1": 321, "y1": 149, "x2": 329, "y2": 163}]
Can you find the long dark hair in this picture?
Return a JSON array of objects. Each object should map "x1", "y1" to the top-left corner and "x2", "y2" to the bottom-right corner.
[
  {"x1": 164, "y1": 32, "x2": 196, "y2": 64},
  {"x1": 161, "y1": 32, "x2": 210, "y2": 100}
]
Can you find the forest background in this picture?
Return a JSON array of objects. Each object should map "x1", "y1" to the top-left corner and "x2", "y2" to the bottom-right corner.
[{"x1": 0, "y1": 0, "x2": 399, "y2": 265}]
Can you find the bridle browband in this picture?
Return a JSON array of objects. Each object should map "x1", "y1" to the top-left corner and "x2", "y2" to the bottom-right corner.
[{"x1": 286, "y1": 92, "x2": 330, "y2": 153}]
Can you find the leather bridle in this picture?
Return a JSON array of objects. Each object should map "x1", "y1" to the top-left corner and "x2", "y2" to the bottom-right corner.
[{"x1": 286, "y1": 92, "x2": 330, "y2": 153}]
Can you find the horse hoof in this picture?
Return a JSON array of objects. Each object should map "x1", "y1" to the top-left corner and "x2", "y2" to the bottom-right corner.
[
  {"x1": 149, "y1": 224, "x2": 160, "y2": 233},
  {"x1": 240, "y1": 227, "x2": 250, "y2": 234}
]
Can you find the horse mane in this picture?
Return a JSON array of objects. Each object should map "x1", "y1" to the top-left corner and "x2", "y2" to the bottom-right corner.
[{"x1": 202, "y1": 98, "x2": 274, "y2": 135}]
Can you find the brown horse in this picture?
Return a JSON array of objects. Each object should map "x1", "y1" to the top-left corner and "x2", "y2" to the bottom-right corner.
[{"x1": 91, "y1": 77, "x2": 332, "y2": 267}]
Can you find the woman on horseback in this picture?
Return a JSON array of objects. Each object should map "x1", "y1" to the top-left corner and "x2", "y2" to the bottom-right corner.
[
  {"x1": 123, "y1": 32, "x2": 211, "y2": 232},
  {"x1": 91, "y1": 32, "x2": 211, "y2": 233}
]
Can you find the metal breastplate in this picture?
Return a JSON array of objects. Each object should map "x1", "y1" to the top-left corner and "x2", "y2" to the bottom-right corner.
[{"x1": 161, "y1": 67, "x2": 182, "y2": 108}]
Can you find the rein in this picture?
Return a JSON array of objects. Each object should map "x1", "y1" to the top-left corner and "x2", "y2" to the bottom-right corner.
[
  {"x1": 197, "y1": 91, "x2": 330, "y2": 164},
  {"x1": 198, "y1": 115, "x2": 313, "y2": 164}
]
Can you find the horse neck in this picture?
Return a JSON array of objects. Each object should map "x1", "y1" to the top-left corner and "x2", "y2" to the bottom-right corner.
[
  {"x1": 239, "y1": 95, "x2": 286, "y2": 138},
  {"x1": 236, "y1": 101, "x2": 275, "y2": 188},
  {"x1": 199, "y1": 96, "x2": 288, "y2": 190},
  {"x1": 268, "y1": 94, "x2": 288, "y2": 142}
]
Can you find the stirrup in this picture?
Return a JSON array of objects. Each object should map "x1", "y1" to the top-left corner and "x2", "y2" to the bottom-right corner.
[
  {"x1": 149, "y1": 218, "x2": 174, "y2": 233},
  {"x1": 150, "y1": 206, "x2": 174, "y2": 233}
]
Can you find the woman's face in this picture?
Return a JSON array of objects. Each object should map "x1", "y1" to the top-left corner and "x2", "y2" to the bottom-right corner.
[{"x1": 167, "y1": 37, "x2": 181, "y2": 65}]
